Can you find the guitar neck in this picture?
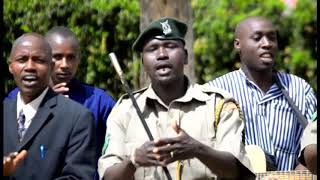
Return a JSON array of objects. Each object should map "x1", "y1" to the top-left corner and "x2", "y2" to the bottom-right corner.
[{"x1": 256, "y1": 170, "x2": 317, "y2": 180}]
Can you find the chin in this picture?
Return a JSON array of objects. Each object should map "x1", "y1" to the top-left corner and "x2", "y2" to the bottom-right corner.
[
  {"x1": 21, "y1": 87, "x2": 45, "y2": 98},
  {"x1": 157, "y1": 76, "x2": 180, "y2": 86},
  {"x1": 55, "y1": 78, "x2": 71, "y2": 84}
]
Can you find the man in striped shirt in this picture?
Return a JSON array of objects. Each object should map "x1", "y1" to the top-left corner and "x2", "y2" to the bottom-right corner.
[{"x1": 207, "y1": 16, "x2": 317, "y2": 171}]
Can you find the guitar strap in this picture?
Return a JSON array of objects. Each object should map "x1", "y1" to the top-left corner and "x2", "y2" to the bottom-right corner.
[{"x1": 273, "y1": 72, "x2": 308, "y2": 129}]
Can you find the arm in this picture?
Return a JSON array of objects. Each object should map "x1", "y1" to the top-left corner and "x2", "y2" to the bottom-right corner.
[
  {"x1": 303, "y1": 144, "x2": 317, "y2": 174},
  {"x1": 197, "y1": 141, "x2": 240, "y2": 178},
  {"x1": 98, "y1": 103, "x2": 133, "y2": 180},
  {"x1": 102, "y1": 159, "x2": 136, "y2": 180},
  {"x1": 298, "y1": 120, "x2": 317, "y2": 174},
  {"x1": 55, "y1": 110, "x2": 96, "y2": 180},
  {"x1": 98, "y1": 100, "x2": 166, "y2": 180},
  {"x1": 206, "y1": 100, "x2": 253, "y2": 178}
]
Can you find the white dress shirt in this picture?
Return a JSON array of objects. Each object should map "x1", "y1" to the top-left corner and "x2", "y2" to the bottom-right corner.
[{"x1": 16, "y1": 87, "x2": 49, "y2": 129}]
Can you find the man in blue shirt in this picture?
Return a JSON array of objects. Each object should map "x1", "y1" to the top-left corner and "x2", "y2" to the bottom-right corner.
[
  {"x1": 6, "y1": 27, "x2": 116, "y2": 180},
  {"x1": 207, "y1": 16, "x2": 317, "y2": 171}
]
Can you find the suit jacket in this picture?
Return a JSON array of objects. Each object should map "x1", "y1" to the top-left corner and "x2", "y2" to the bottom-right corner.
[{"x1": 3, "y1": 89, "x2": 96, "y2": 180}]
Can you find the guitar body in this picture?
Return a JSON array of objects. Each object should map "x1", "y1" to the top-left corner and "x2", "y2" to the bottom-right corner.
[
  {"x1": 245, "y1": 145, "x2": 267, "y2": 173},
  {"x1": 245, "y1": 145, "x2": 317, "y2": 180}
]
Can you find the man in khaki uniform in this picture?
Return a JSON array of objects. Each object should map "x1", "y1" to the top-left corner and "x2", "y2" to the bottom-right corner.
[
  {"x1": 299, "y1": 112, "x2": 317, "y2": 175},
  {"x1": 98, "y1": 17, "x2": 254, "y2": 180}
]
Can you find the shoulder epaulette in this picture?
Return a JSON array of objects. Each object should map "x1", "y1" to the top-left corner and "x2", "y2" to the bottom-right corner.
[
  {"x1": 200, "y1": 84, "x2": 233, "y2": 99},
  {"x1": 202, "y1": 83, "x2": 245, "y2": 142}
]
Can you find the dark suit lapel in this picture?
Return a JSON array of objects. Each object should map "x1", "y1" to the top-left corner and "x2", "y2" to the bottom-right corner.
[
  {"x1": 17, "y1": 89, "x2": 58, "y2": 151},
  {"x1": 4, "y1": 98, "x2": 20, "y2": 147}
]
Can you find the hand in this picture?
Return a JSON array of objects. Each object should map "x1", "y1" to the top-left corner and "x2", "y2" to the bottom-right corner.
[
  {"x1": 295, "y1": 163, "x2": 308, "y2": 171},
  {"x1": 153, "y1": 128, "x2": 201, "y2": 165},
  {"x1": 51, "y1": 82, "x2": 69, "y2": 97},
  {"x1": 133, "y1": 141, "x2": 167, "y2": 167},
  {"x1": 3, "y1": 150, "x2": 28, "y2": 176}
]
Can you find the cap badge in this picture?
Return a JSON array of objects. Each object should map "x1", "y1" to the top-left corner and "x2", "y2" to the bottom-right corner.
[{"x1": 160, "y1": 20, "x2": 172, "y2": 35}]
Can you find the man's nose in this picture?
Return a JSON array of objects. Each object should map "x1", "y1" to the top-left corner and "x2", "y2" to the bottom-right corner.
[
  {"x1": 261, "y1": 37, "x2": 272, "y2": 48},
  {"x1": 24, "y1": 59, "x2": 36, "y2": 70},
  {"x1": 157, "y1": 47, "x2": 168, "y2": 60},
  {"x1": 60, "y1": 57, "x2": 69, "y2": 68}
]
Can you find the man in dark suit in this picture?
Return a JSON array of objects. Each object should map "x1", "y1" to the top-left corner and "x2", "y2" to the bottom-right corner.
[{"x1": 3, "y1": 32, "x2": 96, "y2": 179}]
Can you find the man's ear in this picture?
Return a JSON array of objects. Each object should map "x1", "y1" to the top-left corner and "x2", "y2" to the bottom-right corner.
[
  {"x1": 8, "y1": 59, "x2": 13, "y2": 74},
  {"x1": 234, "y1": 39, "x2": 240, "y2": 52},
  {"x1": 8, "y1": 64, "x2": 13, "y2": 74},
  {"x1": 184, "y1": 49, "x2": 188, "y2": 64}
]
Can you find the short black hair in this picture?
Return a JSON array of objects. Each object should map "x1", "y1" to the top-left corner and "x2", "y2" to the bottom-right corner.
[
  {"x1": 45, "y1": 26, "x2": 78, "y2": 42},
  {"x1": 45, "y1": 26, "x2": 80, "y2": 56}
]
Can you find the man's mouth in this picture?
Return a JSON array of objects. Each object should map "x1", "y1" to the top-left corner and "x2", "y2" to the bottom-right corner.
[
  {"x1": 260, "y1": 52, "x2": 273, "y2": 58},
  {"x1": 56, "y1": 72, "x2": 72, "y2": 79},
  {"x1": 156, "y1": 64, "x2": 173, "y2": 75},
  {"x1": 22, "y1": 74, "x2": 38, "y2": 86},
  {"x1": 259, "y1": 52, "x2": 275, "y2": 64}
]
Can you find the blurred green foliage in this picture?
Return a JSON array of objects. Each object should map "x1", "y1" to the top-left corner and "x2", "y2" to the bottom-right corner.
[
  {"x1": 192, "y1": 0, "x2": 317, "y2": 93},
  {"x1": 3, "y1": 0, "x2": 317, "y2": 100},
  {"x1": 3, "y1": 0, "x2": 141, "y2": 99}
]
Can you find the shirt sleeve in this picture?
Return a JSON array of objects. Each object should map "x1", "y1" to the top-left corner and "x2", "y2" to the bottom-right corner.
[
  {"x1": 304, "y1": 82, "x2": 317, "y2": 120},
  {"x1": 299, "y1": 120, "x2": 317, "y2": 165},
  {"x1": 97, "y1": 102, "x2": 129, "y2": 179},
  {"x1": 215, "y1": 98, "x2": 255, "y2": 179}
]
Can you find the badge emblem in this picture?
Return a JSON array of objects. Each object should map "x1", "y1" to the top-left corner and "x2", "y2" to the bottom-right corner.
[{"x1": 160, "y1": 20, "x2": 172, "y2": 35}]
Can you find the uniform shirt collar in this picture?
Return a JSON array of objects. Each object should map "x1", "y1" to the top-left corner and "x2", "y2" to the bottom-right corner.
[
  {"x1": 144, "y1": 77, "x2": 210, "y2": 108},
  {"x1": 17, "y1": 87, "x2": 49, "y2": 122}
]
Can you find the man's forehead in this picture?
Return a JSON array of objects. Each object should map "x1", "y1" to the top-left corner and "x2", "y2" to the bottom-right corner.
[
  {"x1": 20, "y1": 41, "x2": 33, "y2": 47},
  {"x1": 12, "y1": 36, "x2": 50, "y2": 56},
  {"x1": 240, "y1": 18, "x2": 276, "y2": 35},
  {"x1": 16, "y1": 35, "x2": 43, "y2": 45},
  {"x1": 12, "y1": 45, "x2": 48, "y2": 56},
  {"x1": 52, "y1": 35, "x2": 65, "y2": 44},
  {"x1": 49, "y1": 34, "x2": 77, "y2": 45},
  {"x1": 14, "y1": 37, "x2": 47, "y2": 50}
]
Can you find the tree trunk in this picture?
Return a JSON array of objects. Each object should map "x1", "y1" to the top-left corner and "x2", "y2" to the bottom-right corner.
[{"x1": 139, "y1": 0, "x2": 196, "y2": 88}]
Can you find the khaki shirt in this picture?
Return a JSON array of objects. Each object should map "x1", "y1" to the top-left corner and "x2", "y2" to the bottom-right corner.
[{"x1": 98, "y1": 82, "x2": 253, "y2": 179}]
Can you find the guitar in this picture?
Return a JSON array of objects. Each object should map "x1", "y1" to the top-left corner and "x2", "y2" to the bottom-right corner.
[{"x1": 245, "y1": 145, "x2": 317, "y2": 180}]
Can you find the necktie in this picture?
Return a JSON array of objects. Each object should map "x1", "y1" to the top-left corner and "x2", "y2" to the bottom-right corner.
[{"x1": 17, "y1": 110, "x2": 26, "y2": 142}]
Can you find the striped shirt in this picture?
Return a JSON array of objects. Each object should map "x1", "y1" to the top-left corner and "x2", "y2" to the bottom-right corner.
[{"x1": 207, "y1": 69, "x2": 317, "y2": 170}]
